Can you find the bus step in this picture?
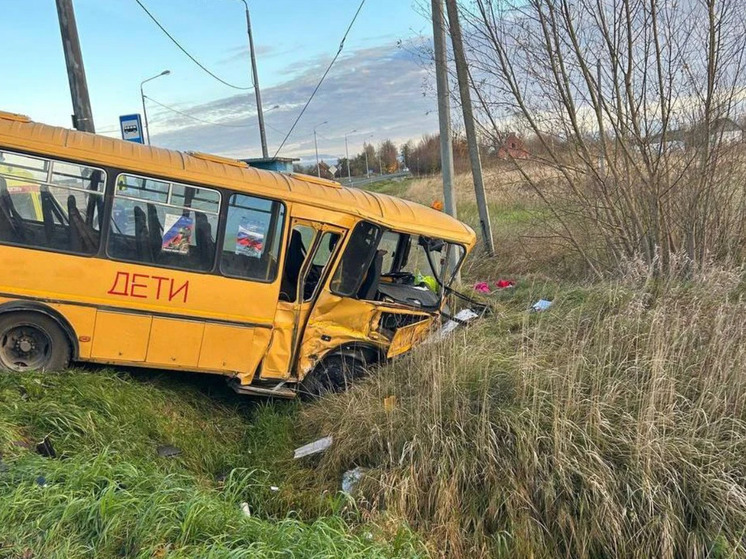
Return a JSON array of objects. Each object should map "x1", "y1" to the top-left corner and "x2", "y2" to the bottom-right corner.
[{"x1": 230, "y1": 381, "x2": 297, "y2": 399}]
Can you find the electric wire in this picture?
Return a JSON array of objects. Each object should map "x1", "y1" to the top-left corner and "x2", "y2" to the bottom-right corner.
[
  {"x1": 134, "y1": 0, "x2": 253, "y2": 91},
  {"x1": 145, "y1": 95, "x2": 254, "y2": 128},
  {"x1": 272, "y1": 0, "x2": 367, "y2": 157}
]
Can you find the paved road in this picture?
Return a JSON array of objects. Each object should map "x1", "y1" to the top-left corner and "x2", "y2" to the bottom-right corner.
[{"x1": 339, "y1": 171, "x2": 411, "y2": 188}]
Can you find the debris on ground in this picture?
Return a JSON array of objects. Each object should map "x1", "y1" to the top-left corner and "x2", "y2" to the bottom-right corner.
[
  {"x1": 270, "y1": 485, "x2": 279, "y2": 492},
  {"x1": 35, "y1": 436, "x2": 56, "y2": 459},
  {"x1": 429, "y1": 308, "x2": 480, "y2": 342},
  {"x1": 495, "y1": 279, "x2": 516, "y2": 289},
  {"x1": 342, "y1": 467, "x2": 366, "y2": 493},
  {"x1": 35, "y1": 476, "x2": 47, "y2": 488},
  {"x1": 473, "y1": 282, "x2": 491, "y2": 293},
  {"x1": 156, "y1": 445, "x2": 182, "y2": 458},
  {"x1": 293, "y1": 436, "x2": 333, "y2": 459},
  {"x1": 383, "y1": 395, "x2": 397, "y2": 413},
  {"x1": 240, "y1": 502, "x2": 251, "y2": 517},
  {"x1": 531, "y1": 299, "x2": 553, "y2": 312}
]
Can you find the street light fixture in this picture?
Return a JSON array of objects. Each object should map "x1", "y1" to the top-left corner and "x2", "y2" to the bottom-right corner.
[
  {"x1": 344, "y1": 129, "x2": 357, "y2": 182},
  {"x1": 238, "y1": 0, "x2": 268, "y2": 158},
  {"x1": 140, "y1": 69, "x2": 170, "y2": 145},
  {"x1": 314, "y1": 121, "x2": 328, "y2": 178}
]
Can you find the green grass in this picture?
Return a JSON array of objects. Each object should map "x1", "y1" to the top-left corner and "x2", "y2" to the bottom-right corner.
[
  {"x1": 359, "y1": 177, "x2": 415, "y2": 198},
  {"x1": 0, "y1": 369, "x2": 425, "y2": 558}
]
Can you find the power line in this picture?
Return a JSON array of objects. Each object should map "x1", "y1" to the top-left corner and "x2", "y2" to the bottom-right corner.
[
  {"x1": 145, "y1": 95, "x2": 254, "y2": 128},
  {"x1": 272, "y1": 0, "x2": 367, "y2": 157},
  {"x1": 134, "y1": 0, "x2": 253, "y2": 91}
]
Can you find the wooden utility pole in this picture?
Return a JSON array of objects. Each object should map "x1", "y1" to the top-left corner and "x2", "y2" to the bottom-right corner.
[
  {"x1": 55, "y1": 0, "x2": 95, "y2": 133},
  {"x1": 445, "y1": 0, "x2": 494, "y2": 255},
  {"x1": 431, "y1": 0, "x2": 456, "y2": 220}
]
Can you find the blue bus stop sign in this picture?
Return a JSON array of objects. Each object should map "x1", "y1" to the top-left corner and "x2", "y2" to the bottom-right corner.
[{"x1": 119, "y1": 114, "x2": 144, "y2": 144}]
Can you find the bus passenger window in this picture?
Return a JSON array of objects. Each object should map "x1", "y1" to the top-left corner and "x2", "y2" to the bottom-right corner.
[
  {"x1": 303, "y1": 231, "x2": 340, "y2": 301},
  {"x1": 219, "y1": 193, "x2": 285, "y2": 282},
  {"x1": 107, "y1": 175, "x2": 219, "y2": 271},
  {"x1": 330, "y1": 221, "x2": 381, "y2": 297},
  {"x1": 0, "y1": 150, "x2": 105, "y2": 255},
  {"x1": 280, "y1": 225, "x2": 313, "y2": 302}
]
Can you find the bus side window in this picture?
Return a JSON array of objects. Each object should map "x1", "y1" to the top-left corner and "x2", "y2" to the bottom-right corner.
[
  {"x1": 330, "y1": 221, "x2": 381, "y2": 297},
  {"x1": 219, "y1": 193, "x2": 285, "y2": 282},
  {"x1": 0, "y1": 150, "x2": 105, "y2": 255},
  {"x1": 106, "y1": 175, "x2": 219, "y2": 272}
]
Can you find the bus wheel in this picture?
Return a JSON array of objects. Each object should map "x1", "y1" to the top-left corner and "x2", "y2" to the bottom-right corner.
[
  {"x1": 0, "y1": 313, "x2": 71, "y2": 373},
  {"x1": 299, "y1": 355, "x2": 367, "y2": 398}
]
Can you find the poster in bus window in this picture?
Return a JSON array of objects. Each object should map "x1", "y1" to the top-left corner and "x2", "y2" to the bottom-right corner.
[
  {"x1": 236, "y1": 217, "x2": 265, "y2": 257},
  {"x1": 162, "y1": 213, "x2": 194, "y2": 254}
]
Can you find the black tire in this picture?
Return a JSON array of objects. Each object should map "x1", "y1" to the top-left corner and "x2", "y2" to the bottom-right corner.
[
  {"x1": 299, "y1": 354, "x2": 368, "y2": 398},
  {"x1": 0, "y1": 312, "x2": 71, "y2": 373}
]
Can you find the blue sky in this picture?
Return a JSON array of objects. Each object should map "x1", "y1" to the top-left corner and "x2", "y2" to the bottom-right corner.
[{"x1": 3, "y1": 0, "x2": 439, "y2": 162}]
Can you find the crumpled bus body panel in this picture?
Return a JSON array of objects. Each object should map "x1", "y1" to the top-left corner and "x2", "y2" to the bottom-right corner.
[{"x1": 297, "y1": 292, "x2": 434, "y2": 377}]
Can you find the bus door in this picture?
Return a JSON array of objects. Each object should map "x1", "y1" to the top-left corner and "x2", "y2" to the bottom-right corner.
[{"x1": 260, "y1": 219, "x2": 344, "y2": 378}]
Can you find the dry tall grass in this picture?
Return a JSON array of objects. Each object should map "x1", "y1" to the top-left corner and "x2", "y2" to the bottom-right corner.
[{"x1": 305, "y1": 277, "x2": 746, "y2": 558}]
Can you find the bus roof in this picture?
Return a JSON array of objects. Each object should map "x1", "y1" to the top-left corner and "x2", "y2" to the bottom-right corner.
[{"x1": 0, "y1": 111, "x2": 476, "y2": 247}]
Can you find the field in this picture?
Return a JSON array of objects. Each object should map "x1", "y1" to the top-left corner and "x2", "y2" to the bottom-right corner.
[{"x1": 2, "y1": 166, "x2": 745, "y2": 558}]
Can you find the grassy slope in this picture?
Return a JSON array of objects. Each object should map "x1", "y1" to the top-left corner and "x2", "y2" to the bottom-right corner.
[
  {"x1": 0, "y1": 369, "x2": 424, "y2": 558},
  {"x1": 3, "y1": 171, "x2": 744, "y2": 558}
]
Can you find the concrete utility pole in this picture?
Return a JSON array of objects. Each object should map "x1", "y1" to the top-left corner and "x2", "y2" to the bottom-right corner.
[
  {"x1": 445, "y1": 0, "x2": 494, "y2": 255},
  {"x1": 431, "y1": 0, "x2": 456, "y2": 220},
  {"x1": 55, "y1": 0, "x2": 95, "y2": 133},
  {"x1": 314, "y1": 121, "x2": 327, "y2": 177},
  {"x1": 240, "y1": 0, "x2": 268, "y2": 158},
  {"x1": 344, "y1": 129, "x2": 356, "y2": 182}
]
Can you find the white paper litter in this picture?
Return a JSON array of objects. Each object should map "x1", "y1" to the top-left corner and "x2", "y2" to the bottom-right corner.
[
  {"x1": 342, "y1": 467, "x2": 365, "y2": 493},
  {"x1": 427, "y1": 308, "x2": 480, "y2": 342},
  {"x1": 240, "y1": 502, "x2": 251, "y2": 517},
  {"x1": 293, "y1": 436, "x2": 333, "y2": 459}
]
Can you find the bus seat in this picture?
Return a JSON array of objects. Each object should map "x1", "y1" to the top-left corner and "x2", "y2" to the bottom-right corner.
[
  {"x1": 358, "y1": 249, "x2": 384, "y2": 301},
  {"x1": 85, "y1": 170, "x2": 104, "y2": 230},
  {"x1": 146, "y1": 203, "x2": 163, "y2": 261},
  {"x1": 40, "y1": 190, "x2": 56, "y2": 246},
  {"x1": 134, "y1": 206, "x2": 152, "y2": 262},
  {"x1": 67, "y1": 195, "x2": 98, "y2": 253},
  {"x1": 0, "y1": 177, "x2": 21, "y2": 242},
  {"x1": 280, "y1": 229, "x2": 306, "y2": 301},
  {"x1": 194, "y1": 212, "x2": 215, "y2": 269}
]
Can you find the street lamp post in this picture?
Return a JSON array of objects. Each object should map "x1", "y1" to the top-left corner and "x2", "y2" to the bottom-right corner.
[
  {"x1": 239, "y1": 0, "x2": 268, "y2": 158},
  {"x1": 140, "y1": 70, "x2": 170, "y2": 145},
  {"x1": 314, "y1": 121, "x2": 328, "y2": 178},
  {"x1": 363, "y1": 134, "x2": 374, "y2": 177},
  {"x1": 344, "y1": 129, "x2": 357, "y2": 182}
]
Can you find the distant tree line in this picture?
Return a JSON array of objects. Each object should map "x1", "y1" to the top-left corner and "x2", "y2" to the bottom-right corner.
[{"x1": 294, "y1": 132, "x2": 540, "y2": 180}]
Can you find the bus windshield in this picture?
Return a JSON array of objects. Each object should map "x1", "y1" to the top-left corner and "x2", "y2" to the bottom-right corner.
[{"x1": 331, "y1": 222, "x2": 464, "y2": 310}]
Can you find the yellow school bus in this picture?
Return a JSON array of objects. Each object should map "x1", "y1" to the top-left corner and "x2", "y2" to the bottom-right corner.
[{"x1": 0, "y1": 110, "x2": 475, "y2": 396}]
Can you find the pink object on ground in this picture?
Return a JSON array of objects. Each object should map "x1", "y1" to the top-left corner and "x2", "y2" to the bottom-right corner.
[
  {"x1": 495, "y1": 279, "x2": 516, "y2": 289},
  {"x1": 474, "y1": 282, "x2": 491, "y2": 294}
]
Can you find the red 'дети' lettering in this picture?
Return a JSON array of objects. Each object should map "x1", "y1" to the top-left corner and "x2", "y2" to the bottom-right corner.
[{"x1": 107, "y1": 272, "x2": 190, "y2": 303}]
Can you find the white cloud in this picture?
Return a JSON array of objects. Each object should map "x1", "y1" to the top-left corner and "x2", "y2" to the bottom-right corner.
[{"x1": 149, "y1": 41, "x2": 439, "y2": 162}]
